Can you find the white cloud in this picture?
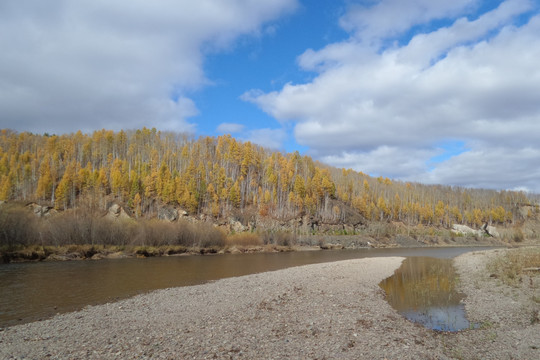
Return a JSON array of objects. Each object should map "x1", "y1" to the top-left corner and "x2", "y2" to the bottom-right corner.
[
  {"x1": 320, "y1": 146, "x2": 436, "y2": 179},
  {"x1": 217, "y1": 122, "x2": 245, "y2": 134},
  {"x1": 418, "y1": 146, "x2": 540, "y2": 192},
  {"x1": 244, "y1": 128, "x2": 287, "y2": 150},
  {"x1": 0, "y1": 0, "x2": 297, "y2": 134},
  {"x1": 245, "y1": 0, "x2": 540, "y2": 192},
  {"x1": 398, "y1": 0, "x2": 534, "y2": 67},
  {"x1": 340, "y1": 0, "x2": 477, "y2": 42}
]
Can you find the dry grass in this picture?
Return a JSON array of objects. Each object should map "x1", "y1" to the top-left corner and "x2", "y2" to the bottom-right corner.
[
  {"x1": 487, "y1": 247, "x2": 540, "y2": 286},
  {"x1": 2, "y1": 244, "x2": 202, "y2": 262},
  {"x1": 163, "y1": 245, "x2": 188, "y2": 255},
  {"x1": 0, "y1": 203, "x2": 228, "y2": 262},
  {"x1": 260, "y1": 231, "x2": 297, "y2": 246},
  {"x1": 0, "y1": 203, "x2": 226, "y2": 250},
  {"x1": 497, "y1": 227, "x2": 526, "y2": 243},
  {"x1": 225, "y1": 233, "x2": 263, "y2": 247}
]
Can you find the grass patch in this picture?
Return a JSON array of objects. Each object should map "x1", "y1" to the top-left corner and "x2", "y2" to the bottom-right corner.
[
  {"x1": 487, "y1": 248, "x2": 540, "y2": 286},
  {"x1": 163, "y1": 245, "x2": 188, "y2": 255},
  {"x1": 133, "y1": 246, "x2": 162, "y2": 257}
]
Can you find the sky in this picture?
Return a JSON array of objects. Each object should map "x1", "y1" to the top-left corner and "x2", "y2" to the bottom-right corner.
[{"x1": 1, "y1": 0, "x2": 540, "y2": 193}]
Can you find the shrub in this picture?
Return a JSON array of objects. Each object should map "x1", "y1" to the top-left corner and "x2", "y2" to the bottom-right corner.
[
  {"x1": 513, "y1": 229, "x2": 525, "y2": 242},
  {"x1": 0, "y1": 203, "x2": 39, "y2": 248},
  {"x1": 260, "y1": 231, "x2": 296, "y2": 246},
  {"x1": 193, "y1": 222, "x2": 226, "y2": 248},
  {"x1": 487, "y1": 248, "x2": 540, "y2": 286},
  {"x1": 226, "y1": 233, "x2": 263, "y2": 247},
  {"x1": 135, "y1": 219, "x2": 226, "y2": 248},
  {"x1": 0, "y1": 203, "x2": 226, "y2": 250}
]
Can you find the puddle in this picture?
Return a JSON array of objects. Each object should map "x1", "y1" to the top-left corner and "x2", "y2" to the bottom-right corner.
[{"x1": 379, "y1": 257, "x2": 474, "y2": 331}]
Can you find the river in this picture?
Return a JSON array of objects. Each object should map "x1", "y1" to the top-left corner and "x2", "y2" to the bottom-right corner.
[{"x1": 0, "y1": 246, "x2": 495, "y2": 328}]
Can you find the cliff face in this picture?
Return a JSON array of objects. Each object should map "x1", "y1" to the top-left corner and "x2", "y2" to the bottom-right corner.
[{"x1": 99, "y1": 201, "x2": 538, "y2": 248}]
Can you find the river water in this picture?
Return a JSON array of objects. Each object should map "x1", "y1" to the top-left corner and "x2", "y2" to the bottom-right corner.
[
  {"x1": 380, "y1": 257, "x2": 472, "y2": 331},
  {"x1": 0, "y1": 246, "x2": 494, "y2": 328}
]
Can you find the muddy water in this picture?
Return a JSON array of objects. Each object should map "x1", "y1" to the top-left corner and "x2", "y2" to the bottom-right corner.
[
  {"x1": 379, "y1": 257, "x2": 473, "y2": 331},
  {"x1": 0, "y1": 246, "x2": 493, "y2": 328}
]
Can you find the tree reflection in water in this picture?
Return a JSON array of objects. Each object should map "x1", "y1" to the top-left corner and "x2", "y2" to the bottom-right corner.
[{"x1": 379, "y1": 257, "x2": 474, "y2": 331}]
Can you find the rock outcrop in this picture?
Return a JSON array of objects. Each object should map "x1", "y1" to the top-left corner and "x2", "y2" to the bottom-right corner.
[
  {"x1": 482, "y1": 223, "x2": 500, "y2": 238},
  {"x1": 452, "y1": 224, "x2": 482, "y2": 237},
  {"x1": 452, "y1": 223, "x2": 499, "y2": 238},
  {"x1": 229, "y1": 219, "x2": 247, "y2": 233},
  {"x1": 26, "y1": 202, "x2": 57, "y2": 217},
  {"x1": 158, "y1": 206, "x2": 179, "y2": 222},
  {"x1": 156, "y1": 206, "x2": 189, "y2": 222},
  {"x1": 106, "y1": 203, "x2": 131, "y2": 220}
]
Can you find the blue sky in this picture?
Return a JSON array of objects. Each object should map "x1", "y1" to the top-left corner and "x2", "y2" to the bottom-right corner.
[
  {"x1": 1, "y1": 0, "x2": 540, "y2": 193},
  {"x1": 191, "y1": 2, "x2": 349, "y2": 152}
]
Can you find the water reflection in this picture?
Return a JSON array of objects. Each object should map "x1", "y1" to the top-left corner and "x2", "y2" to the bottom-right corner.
[{"x1": 379, "y1": 257, "x2": 472, "y2": 331}]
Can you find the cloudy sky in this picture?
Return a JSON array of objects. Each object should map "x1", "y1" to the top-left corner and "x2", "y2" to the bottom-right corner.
[{"x1": 2, "y1": 0, "x2": 540, "y2": 193}]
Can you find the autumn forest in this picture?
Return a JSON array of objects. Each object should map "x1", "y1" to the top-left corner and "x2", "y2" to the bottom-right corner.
[{"x1": 1, "y1": 128, "x2": 534, "y2": 224}]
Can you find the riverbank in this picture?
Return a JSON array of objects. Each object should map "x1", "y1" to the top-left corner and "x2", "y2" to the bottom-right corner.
[
  {"x1": 0, "y1": 243, "x2": 299, "y2": 263},
  {"x1": 1, "y1": 232, "x2": 508, "y2": 263},
  {"x1": 446, "y1": 248, "x2": 540, "y2": 358},
  {"x1": 1, "y1": 249, "x2": 538, "y2": 359}
]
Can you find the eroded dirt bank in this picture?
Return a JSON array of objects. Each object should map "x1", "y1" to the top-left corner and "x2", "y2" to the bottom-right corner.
[{"x1": 1, "y1": 252, "x2": 538, "y2": 359}]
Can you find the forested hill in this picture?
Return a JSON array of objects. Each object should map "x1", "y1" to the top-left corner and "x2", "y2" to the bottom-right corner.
[{"x1": 0, "y1": 128, "x2": 537, "y2": 232}]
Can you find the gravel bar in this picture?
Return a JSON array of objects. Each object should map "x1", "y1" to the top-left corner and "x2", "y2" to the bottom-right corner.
[{"x1": 1, "y1": 253, "x2": 539, "y2": 359}]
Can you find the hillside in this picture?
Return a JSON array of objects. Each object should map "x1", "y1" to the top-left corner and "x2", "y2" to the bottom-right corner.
[{"x1": 1, "y1": 128, "x2": 539, "y2": 254}]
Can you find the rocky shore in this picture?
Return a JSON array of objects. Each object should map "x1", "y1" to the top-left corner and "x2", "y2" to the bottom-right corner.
[{"x1": 1, "y1": 250, "x2": 539, "y2": 359}]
